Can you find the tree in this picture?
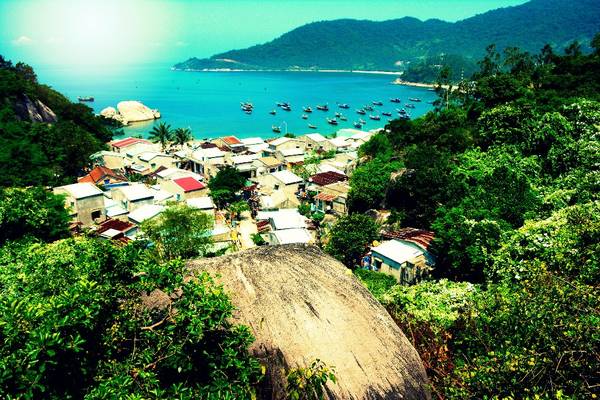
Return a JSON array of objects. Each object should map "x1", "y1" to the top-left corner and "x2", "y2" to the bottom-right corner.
[
  {"x1": 347, "y1": 158, "x2": 402, "y2": 213},
  {"x1": 208, "y1": 166, "x2": 246, "y2": 208},
  {"x1": 325, "y1": 214, "x2": 379, "y2": 268},
  {"x1": 140, "y1": 204, "x2": 213, "y2": 261},
  {"x1": 0, "y1": 187, "x2": 70, "y2": 244},
  {"x1": 148, "y1": 122, "x2": 173, "y2": 152},
  {"x1": 173, "y1": 127, "x2": 193, "y2": 149},
  {"x1": 592, "y1": 32, "x2": 600, "y2": 56},
  {"x1": 228, "y1": 200, "x2": 250, "y2": 221}
]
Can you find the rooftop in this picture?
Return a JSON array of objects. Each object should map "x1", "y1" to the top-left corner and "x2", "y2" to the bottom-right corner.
[
  {"x1": 222, "y1": 135, "x2": 243, "y2": 146},
  {"x1": 241, "y1": 137, "x2": 265, "y2": 146},
  {"x1": 231, "y1": 154, "x2": 259, "y2": 165},
  {"x1": 118, "y1": 184, "x2": 155, "y2": 201},
  {"x1": 270, "y1": 210, "x2": 307, "y2": 231},
  {"x1": 56, "y1": 183, "x2": 103, "y2": 199},
  {"x1": 97, "y1": 219, "x2": 136, "y2": 235},
  {"x1": 279, "y1": 148, "x2": 305, "y2": 157},
  {"x1": 192, "y1": 147, "x2": 225, "y2": 160},
  {"x1": 272, "y1": 170, "x2": 302, "y2": 185},
  {"x1": 173, "y1": 177, "x2": 206, "y2": 192},
  {"x1": 381, "y1": 228, "x2": 435, "y2": 251},
  {"x1": 186, "y1": 196, "x2": 215, "y2": 210},
  {"x1": 329, "y1": 137, "x2": 350, "y2": 148},
  {"x1": 310, "y1": 171, "x2": 347, "y2": 186},
  {"x1": 258, "y1": 156, "x2": 282, "y2": 167},
  {"x1": 78, "y1": 166, "x2": 125, "y2": 184},
  {"x1": 138, "y1": 152, "x2": 170, "y2": 162},
  {"x1": 110, "y1": 137, "x2": 152, "y2": 149},
  {"x1": 272, "y1": 228, "x2": 312, "y2": 245},
  {"x1": 371, "y1": 239, "x2": 424, "y2": 265},
  {"x1": 305, "y1": 133, "x2": 327, "y2": 142},
  {"x1": 128, "y1": 204, "x2": 165, "y2": 224},
  {"x1": 269, "y1": 137, "x2": 294, "y2": 147}
]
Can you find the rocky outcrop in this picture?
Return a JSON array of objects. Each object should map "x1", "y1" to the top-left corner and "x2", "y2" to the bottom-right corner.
[
  {"x1": 100, "y1": 101, "x2": 160, "y2": 125},
  {"x1": 13, "y1": 94, "x2": 57, "y2": 123},
  {"x1": 188, "y1": 244, "x2": 431, "y2": 400}
]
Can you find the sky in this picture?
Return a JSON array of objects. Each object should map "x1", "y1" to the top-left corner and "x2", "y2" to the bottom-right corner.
[{"x1": 0, "y1": 0, "x2": 528, "y2": 67}]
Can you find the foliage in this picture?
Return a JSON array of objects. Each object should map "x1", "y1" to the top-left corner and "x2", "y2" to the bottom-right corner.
[
  {"x1": 173, "y1": 127, "x2": 193, "y2": 148},
  {"x1": 228, "y1": 200, "x2": 250, "y2": 221},
  {"x1": 251, "y1": 233, "x2": 266, "y2": 246},
  {"x1": 0, "y1": 237, "x2": 262, "y2": 399},
  {"x1": 148, "y1": 122, "x2": 173, "y2": 152},
  {"x1": 208, "y1": 166, "x2": 246, "y2": 208},
  {"x1": 0, "y1": 187, "x2": 70, "y2": 244},
  {"x1": 353, "y1": 269, "x2": 397, "y2": 301},
  {"x1": 325, "y1": 214, "x2": 379, "y2": 268},
  {"x1": 347, "y1": 157, "x2": 402, "y2": 212},
  {"x1": 140, "y1": 204, "x2": 213, "y2": 262},
  {"x1": 285, "y1": 359, "x2": 336, "y2": 400}
]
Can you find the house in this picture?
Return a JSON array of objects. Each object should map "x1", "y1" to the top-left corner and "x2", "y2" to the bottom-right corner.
[
  {"x1": 96, "y1": 219, "x2": 137, "y2": 242},
  {"x1": 160, "y1": 177, "x2": 207, "y2": 201},
  {"x1": 109, "y1": 137, "x2": 152, "y2": 153},
  {"x1": 189, "y1": 147, "x2": 226, "y2": 178},
  {"x1": 257, "y1": 170, "x2": 303, "y2": 197},
  {"x1": 53, "y1": 183, "x2": 105, "y2": 225},
  {"x1": 312, "y1": 181, "x2": 350, "y2": 216},
  {"x1": 255, "y1": 209, "x2": 312, "y2": 245},
  {"x1": 303, "y1": 133, "x2": 329, "y2": 151},
  {"x1": 78, "y1": 166, "x2": 126, "y2": 186},
  {"x1": 186, "y1": 196, "x2": 216, "y2": 217},
  {"x1": 90, "y1": 151, "x2": 128, "y2": 170},
  {"x1": 128, "y1": 204, "x2": 165, "y2": 226},
  {"x1": 112, "y1": 184, "x2": 156, "y2": 212},
  {"x1": 154, "y1": 167, "x2": 202, "y2": 183},
  {"x1": 268, "y1": 137, "x2": 305, "y2": 152},
  {"x1": 252, "y1": 156, "x2": 284, "y2": 177},
  {"x1": 241, "y1": 137, "x2": 265, "y2": 147},
  {"x1": 224, "y1": 153, "x2": 259, "y2": 177},
  {"x1": 308, "y1": 171, "x2": 347, "y2": 190},
  {"x1": 371, "y1": 229, "x2": 436, "y2": 284},
  {"x1": 327, "y1": 137, "x2": 351, "y2": 152},
  {"x1": 270, "y1": 228, "x2": 312, "y2": 245},
  {"x1": 104, "y1": 196, "x2": 129, "y2": 220},
  {"x1": 213, "y1": 136, "x2": 245, "y2": 152},
  {"x1": 275, "y1": 148, "x2": 305, "y2": 165},
  {"x1": 136, "y1": 152, "x2": 176, "y2": 171}
]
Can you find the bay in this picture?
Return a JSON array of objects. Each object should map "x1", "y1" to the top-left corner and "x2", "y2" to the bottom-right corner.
[{"x1": 36, "y1": 64, "x2": 437, "y2": 139}]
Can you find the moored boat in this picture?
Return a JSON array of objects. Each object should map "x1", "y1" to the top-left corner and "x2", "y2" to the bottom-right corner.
[
  {"x1": 405, "y1": 103, "x2": 415, "y2": 109},
  {"x1": 382, "y1": 112, "x2": 392, "y2": 117},
  {"x1": 354, "y1": 122, "x2": 362, "y2": 128},
  {"x1": 269, "y1": 110, "x2": 276, "y2": 115},
  {"x1": 282, "y1": 105, "x2": 292, "y2": 111},
  {"x1": 339, "y1": 115, "x2": 347, "y2": 121},
  {"x1": 390, "y1": 98, "x2": 401, "y2": 103},
  {"x1": 308, "y1": 124, "x2": 317, "y2": 129},
  {"x1": 372, "y1": 100, "x2": 383, "y2": 106},
  {"x1": 409, "y1": 98, "x2": 422, "y2": 102},
  {"x1": 302, "y1": 114, "x2": 308, "y2": 119},
  {"x1": 338, "y1": 103, "x2": 350, "y2": 109},
  {"x1": 303, "y1": 106, "x2": 313, "y2": 113},
  {"x1": 327, "y1": 118, "x2": 338, "y2": 125},
  {"x1": 369, "y1": 115, "x2": 381, "y2": 121},
  {"x1": 78, "y1": 96, "x2": 94, "y2": 102},
  {"x1": 272, "y1": 125, "x2": 281, "y2": 133},
  {"x1": 356, "y1": 109, "x2": 366, "y2": 115},
  {"x1": 317, "y1": 104, "x2": 329, "y2": 111}
]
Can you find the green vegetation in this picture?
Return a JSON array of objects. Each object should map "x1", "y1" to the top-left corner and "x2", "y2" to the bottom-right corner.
[
  {"x1": 208, "y1": 165, "x2": 246, "y2": 208},
  {"x1": 350, "y1": 35, "x2": 600, "y2": 398},
  {"x1": 285, "y1": 359, "x2": 336, "y2": 400},
  {"x1": 148, "y1": 122, "x2": 173, "y2": 152},
  {"x1": 173, "y1": 127, "x2": 193, "y2": 149},
  {"x1": 325, "y1": 214, "x2": 379, "y2": 268},
  {"x1": 175, "y1": 0, "x2": 599, "y2": 74}
]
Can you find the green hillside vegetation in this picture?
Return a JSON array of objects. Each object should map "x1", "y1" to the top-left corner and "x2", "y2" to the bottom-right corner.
[
  {"x1": 175, "y1": 0, "x2": 600, "y2": 76},
  {"x1": 0, "y1": 56, "x2": 117, "y2": 187},
  {"x1": 346, "y1": 33, "x2": 600, "y2": 398}
]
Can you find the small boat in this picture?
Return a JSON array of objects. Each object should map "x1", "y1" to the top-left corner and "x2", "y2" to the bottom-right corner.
[
  {"x1": 241, "y1": 102, "x2": 254, "y2": 109},
  {"x1": 390, "y1": 98, "x2": 401, "y2": 103},
  {"x1": 317, "y1": 104, "x2": 329, "y2": 111},
  {"x1": 372, "y1": 100, "x2": 383, "y2": 106},
  {"x1": 338, "y1": 103, "x2": 350, "y2": 109},
  {"x1": 339, "y1": 115, "x2": 348, "y2": 121},
  {"x1": 308, "y1": 124, "x2": 317, "y2": 129},
  {"x1": 78, "y1": 96, "x2": 94, "y2": 102},
  {"x1": 327, "y1": 118, "x2": 338, "y2": 125},
  {"x1": 427, "y1": 100, "x2": 435, "y2": 105},
  {"x1": 272, "y1": 125, "x2": 281, "y2": 133},
  {"x1": 303, "y1": 106, "x2": 313, "y2": 113},
  {"x1": 356, "y1": 109, "x2": 366, "y2": 115},
  {"x1": 335, "y1": 112, "x2": 342, "y2": 118},
  {"x1": 405, "y1": 104, "x2": 416, "y2": 109},
  {"x1": 398, "y1": 109, "x2": 407, "y2": 115},
  {"x1": 382, "y1": 112, "x2": 392, "y2": 117},
  {"x1": 282, "y1": 105, "x2": 292, "y2": 111},
  {"x1": 369, "y1": 115, "x2": 381, "y2": 121},
  {"x1": 364, "y1": 105, "x2": 374, "y2": 111},
  {"x1": 277, "y1": 102, "x2": 289, "y2": 108},
  {"x1": 269, "y1": 110, "x2": 276, "y2": 115},
  {"x1": 302, "y1": 114, "x2": 308, "y2": 119},
  {"x1": 409, "y1": 98, "x2": 422, "y2": 102},
  {"x1": 245, "y1": 110, "x2": 252, "y2": 115},
  {"x1": 353, "y1": 122, "x2": 363, "y2": 128}
]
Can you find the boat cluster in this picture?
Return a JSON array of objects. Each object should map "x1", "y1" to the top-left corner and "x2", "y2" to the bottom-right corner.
[{"x1": 242, "y1": 97, "x2": 422, "y2": 132}]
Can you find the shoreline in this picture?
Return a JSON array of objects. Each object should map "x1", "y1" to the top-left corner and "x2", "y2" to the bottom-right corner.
[{"x1": 171, "y1": 67, "x2": 404, "y2": 77}]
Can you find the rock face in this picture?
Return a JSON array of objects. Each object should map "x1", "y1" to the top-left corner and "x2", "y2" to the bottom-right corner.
[
  {"x1": 116, "y1": 101, "x2": 161, "y2": 123},
  {"x1": 13, "y1": 94, "x2": 57, "y2": 123},
  {"x1": 188, "y1": 244, "x2": 430, "y2": 400}
]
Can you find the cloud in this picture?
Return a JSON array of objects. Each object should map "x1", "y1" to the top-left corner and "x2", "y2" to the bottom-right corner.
[
  {"x1": 175, "y1": 41, "x2": 188, "y2": 47},
  {"x1": 12, "y1": 35, "x2": 34, "y2": 46}
]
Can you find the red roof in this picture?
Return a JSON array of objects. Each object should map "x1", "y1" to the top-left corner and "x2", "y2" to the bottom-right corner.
[
  {"x1": 173, "y1": 177, "x2": 206, "y2": 192},
  {"x1": 222, "y1": 136, "x2": 242, "y2": 145},
  {"x1": 309, "y1": 171, "x2": 348, "y2": 186},
  {"x1": 200, "y1": 142, "x2": 218, "y2": 149},
  {"x1": 78, "y1": 166, "x2": 126, "y2": 184},
  {"x1": 111, "y1": 137, "x2": 151, "y2": 148},
  {"x1": 97, "y1": 219, "x2": 136, "y2": 234},
  {"x1": 314, "y1": 192, "x2": 337, "y2": 202},
  {"x1": 382, "y1": 228, "x2": 435, "y2": 251}
]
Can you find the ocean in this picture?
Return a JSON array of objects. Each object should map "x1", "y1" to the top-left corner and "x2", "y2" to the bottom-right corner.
[{"x1": 36, "y1": 64, "x2": 437, "y2": 140}]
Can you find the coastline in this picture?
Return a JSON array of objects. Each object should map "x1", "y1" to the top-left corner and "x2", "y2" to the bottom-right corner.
[{"x1": 171, "y1": 67, "x2": 403, "y2": 77}]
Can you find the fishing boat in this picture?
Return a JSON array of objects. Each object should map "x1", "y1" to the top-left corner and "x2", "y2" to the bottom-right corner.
[
  {"x1": 405, "y1": 103, "x2": 415, "y2": 109},
  {"x1": 338, "y1": 103, "x2": 350, "y2": 109},
  {"x1": 327, "y1": 118, "x2": 338, "y2": 125},
  {"x1": 245, "y1": 110, "x2": 252, "y2": 115},
  {"x1": 308, "y1": 124, "x2": 317, "y2": 129},
  {"x1": 303, "y1": 106, "x2": 313, "y2": 113},
  {"x1": 390, "y1": 98, "x2": 401, "y2": 103},
  {"x1": 372, "y1": 100, "x2": 383, "y2": 106},
  {"x1": 277, "y1": 102, "x2": 289, "y2": 108},
  {"x1": 369, "y1": 115, "x2": 381, "y2": 121},
  {"x1": 241, "y1": 102, "x2": 253, "y2": 109},
  {"x1": 269, "y1": 110, "x2": 276, "y2": 115},
  {"x1": 302, "y1": 114, "x2": 308, "y2": 119},
  {"x1": 282, "y1": 105, "x2": 292, "y2": 111},
  {"x1": 382, "y1": 112, "x2": 392, "y2": 117},
  {"x1": 359, "y1": 118, "x2": 366, "y2": 124},
  {"x1": 78, "y1": 96, "x2": 94, "y2": 102},
  {"x1": 272, "y1": 125, "x2": 281, "y2": 133},
  {"x1": 409, "y1": 98, "x2": 422, "y2": 102},
  {"x1": 317, "y1": 104, "x2": 329, "y2": 111},
  {"x1": 335, "y1": 112, "x2": 342, "y2": 118},
  {"x1": 398, "y1": 109, "x2": 407, "y2": 115},
  {"x1": 356, "y1": 109, "x2": 366, "y2": 115},
  {"x1": 339, "y1": 115, "x2": 348, "y2": 121},
  {"x1": 364, "y1": 105, "x2": 374, "y2": 111},
  {"x1": 353, "y1": 122, "x2": 363, "y2": 128}
]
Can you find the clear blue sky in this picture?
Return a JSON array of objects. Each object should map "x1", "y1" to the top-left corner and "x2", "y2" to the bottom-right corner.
[{"x1": 0, "y1": 0, "x2": 528, "y2": 67}]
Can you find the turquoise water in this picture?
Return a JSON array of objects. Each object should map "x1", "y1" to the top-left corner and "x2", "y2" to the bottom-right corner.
[{"x1": 36, "y1": 64, "x2": 437, "y2": 139}]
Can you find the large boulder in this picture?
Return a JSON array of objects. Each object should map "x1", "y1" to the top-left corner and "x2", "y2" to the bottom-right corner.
[
  {"x1": 13, "y1": 94, "x2": 57, "y2": 123},
  {"x1": 188, "y1": 244, "x2": 430, "y2": 399},
  {"x1": 116, "y1": 100, "x2": 160, "y2": 123}
]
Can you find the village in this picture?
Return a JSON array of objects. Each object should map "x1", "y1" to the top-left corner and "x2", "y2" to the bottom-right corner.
[{"x1": 53, "y1": 128, "x2": 436, "y2": 285}]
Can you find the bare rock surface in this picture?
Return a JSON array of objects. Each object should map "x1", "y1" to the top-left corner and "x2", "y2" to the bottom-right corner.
[
  {"x1": 13, "y1": 94, "x2": 57, "y2": 123},
  {"x1": 188, "y1": 244, "x2": 430, "y2": 400},
  {"x1": 117, "y1": 100, "x2": 160, "y2": 123}
]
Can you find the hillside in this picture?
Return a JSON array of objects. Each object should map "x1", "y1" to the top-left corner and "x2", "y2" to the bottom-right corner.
[{"x1": 174, "y1": 0, "x2": 600, "y2": 73}]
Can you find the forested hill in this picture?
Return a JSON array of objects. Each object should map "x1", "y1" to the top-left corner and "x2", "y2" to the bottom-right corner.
[{"x1": 174, "y1": 0, "x2": 600, "y2": 73}]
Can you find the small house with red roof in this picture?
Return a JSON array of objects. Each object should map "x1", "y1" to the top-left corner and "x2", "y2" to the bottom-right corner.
[
  {"x1": 212, "y1": 136, "x2": 246, "y2": 152},
  {"x1": 78, "y1": 166, "x2": 127, "y2": 186},
  {"x1": 160, "y1": 176, "x2": 207, "y2": 201},
  {"x1": 109, "y1": 137, "x2": 152, "y2": 153}
]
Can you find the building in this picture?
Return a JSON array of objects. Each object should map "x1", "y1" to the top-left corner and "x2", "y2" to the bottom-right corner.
[
  {"x1": 109, "y1": 137, "x2": 152, "y2": 153},
  {"x1": 154, "y1": 167, "x2": 202, "y2": 183},
  {"x1": 189, "y1": 147, "x2": 226, "y2": 178},
  {"x1": 78, "y1": 166, "x2": 126, "y2": 186},
  {"x1": 128, "y1": 204, "x2": 165, "y2": 225},
  {"x1": 160, "y1": 177, "x2": 207, "y2": 201},
  {"x1": 96, "y1": 219, "x2": 137, "y2": 242},
  {"x1": 136, "y1": 152, "x2": 176, "y2": 171},
  {"x1": 308, "y1": 171, "x2": 347, "y2": 190},
  {"x1": 257, "y1": 170, "x2": 303, "y2": 197},
  {"x1": 224, "y1": 153, "x2": 259, "y2": 177},
  {"x1": 252, "y1": 157, "x2": 284, "y2": 177},
  {"x1": 213, "y1": 135, "x2": 246, "y2": 152},
  {"x1": 303, "y1": 133, "x2": 329, "y2": 152},
  {"x1": 371, "y1": 229, "x2": 436, "y2": 284},
  {"x1": 186, "y1": 196, "x2": 216, "y2": 217},
  {"x1": 268, "y1": 137, "x2": 305, "y2": 152},
  {"x1": 327, "y1": 137, "x2": 351, "y2": 152},
  {"x1": 275, "y1": 148, "x2": 305, "y2": 165},
  {"x1": 112, "y1": 184, "x2": 156, "y2": 212},
  {"x1": 89, "y1": 151, "x2": 128, "y2": 170},
  {"x1": 255, "y1": 209, "x2": 312, "y2": 245},
  {"x1": 53, "y1": 183, "x2": 105, "y2": 225},
  {"x1": 312, "y1": 181, "x2": 350, "y2": 216}
]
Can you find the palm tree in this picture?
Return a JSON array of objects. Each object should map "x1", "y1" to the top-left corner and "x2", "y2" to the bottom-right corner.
[
  {"x1": 173, "y1": 127, "x2": 193, "y2": 149},
  {"x1": 148, "y1": 122, "x2": 173, "y2": 152}
]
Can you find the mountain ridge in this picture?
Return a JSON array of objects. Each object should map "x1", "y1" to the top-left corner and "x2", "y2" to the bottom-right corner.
[{"x1": 174, "y1": 0, "x2": 600, "y2": 73}]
